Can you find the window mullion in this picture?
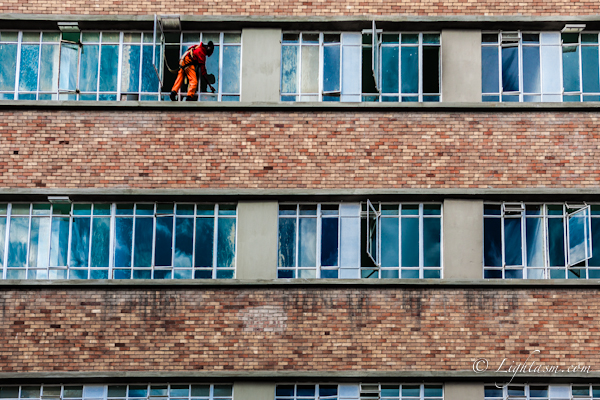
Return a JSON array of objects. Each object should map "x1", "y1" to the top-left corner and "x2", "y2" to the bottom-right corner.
[
  {"x1": 419, "y1": 203, "x2": 424, "y2": 278},
  {"x1": 318, "y1": 33, "x2": 323, "y2": 101},
  {"x1": 170, "y1": 205, "x2": 176, "y2": 277},
  {"x1": 36, "y1": 33, "x2": 43, "y2": 99},
  {"x1": 418, "y1": 33, "x2": 423, "y2": 102},
  {"x1": 150, "y1": 204, "x2": 157, "y2": 277},
  {"x1": 218, "y1": 32, "x2": 224, "y2": 101},
  {"x1": 398, "y1": 204, "x2": 402, "y2": 273},
  {"x1": 96, "y1": 34, "x2": 102, "y2": 99},
  {"x1": 316, "y1": 204, "x2": 322, "y2": 277},
  {"x1": 191, "y1": 204, "x2": 197, "y2": 276},
  {"x1": 500, "y1": 211, "x2": 506, "y2": 277},
  {"x1": 3, "y1": 204, "x2": 12, "y2": 279},
  {"x1": 117, "y1": 32, "x2": 123, "y2": 100},
  {"x1": 87, "y1": 205, "x2": 94, "y2": 278},
  {"x1": 130, "y1": 204, "x2": 136, "y2": 274}
]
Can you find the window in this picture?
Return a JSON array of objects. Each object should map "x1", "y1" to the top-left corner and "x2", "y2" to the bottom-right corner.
[
  {"x1": 277, "y1": 202, "x2": 442, "y2": 279},
  {"x1": 0, "y1": 384, "x2": 233, "y2": 400},
  {"x1": 0, "y1": 202, "x2": 236, "y2": 280},
  {"x1": 482, "y1": 31, "x2": 600, "y2": 102},
  {"x1": 171, "y1": 32, "x2": 241, "y2": 101},
  {"x1": 483, "y1": 202, "x2": 597, "y2": 279},
  {"x1": 275, "y1": 384, "x2": 443, "y2": 400},
  {"x1": 485, "y1": 385, "x2": 587, "y2": 400},
  {"x1": 280, "y1": 31, "x2": 440, "y2": 102},
  {"x1": 0, "y1": 30, "x2": 241, "y2": 101}
]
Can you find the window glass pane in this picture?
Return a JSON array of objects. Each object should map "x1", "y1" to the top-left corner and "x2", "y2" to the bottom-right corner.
[
  {"x1": 115, "y1": 217, "x2": 133, "y2": 268},
  {"x1": 548, "y1": 217, "x2": 565, "y2": 266},
  {"x1": 482, "y1": 47, "x2": 500, "y2": 94},
  {"x1": 281, "y1": 45, "x2": 298, "y2": 94},
  {"x1": 154, "y1": 216, "x2": 173, "y2": 267},
  {"x1": 0, "y1": 43, "x2": 17, "y2": 91},
  {"x1": 541, "y1": 45, "x2": 561, "y2": 93},
  {"x1": 0, "y1": 217, "x2": 5, "y2": 269},
  {"x1": 141, "y1": 45, "x2": 158, "y2": 93},
  {"x1": 502, "y1": 46, "x2": 519, "y2": 92},
  {"x1": 174, "y1": 217, "x2": 193, "y2": 268},
  {"x1": 213, "y1": 385, "x2": 232, "y2": 397},
  {"x1": 381, "y1": 46, "x2": 399, "y2": 94},
  {"x1": 8, "y1": 217, "x2": 28, "y2": 268},
  {"x1": 133, "y1": 217, "x2": 153, "y2": 268},
  {"x1": 321, "y1": 217, "x2": 339, "y2": 266},
  {"x1": 49, "y1": 217, "x2": 69, "y2": 267},
  {"x1": 484, "y1": 217, "x2": 502, "y2": 266},
  {"x1": 323, "y1": 44, "x2": 341, "y2": 92},
  {"x1": 195, "y1": 217, "x2": 214, "y2": 267},
  {"x1": 422, "y1": 46, "x2": 440, "y2": 94},
  {"x1": 205, "y1": 44, "x2": 220, "y2": 93},
  {"x1": 21, "y1": 387, "x2": 41, "y2": 398},
  {"x1": 423, "y1": 218, "x2": 441, "y2": 267},
  {"x1": 19, "y1": 44, "x2": 40, "y2": 92},
  {"x1": 301, "y1": 45, "x2": 319, "y2": 94},
  {"x1": 278, "y1": 218, "x2": 296, "y2": 268},
  {"x1": 381, "y1": 217, "x2": 399, "y2": 267},
  {"x1": 39, "y1": 44, "x2": 59, "y2": 92},
  {"x1": 222, "y1": 45, "x2": 240, "y2": 93},
  {"x1": 70, "y1": 217, "x2": 90, "y2": 268},
  {"x1": 563, "y1": 45, "x2": 581, "y2": 92},
  {"x1": 522, "y1": 46, "x2": 541, "y2": 93},
  {"x1": 526, "y1": 217, "x2": 544, "y2": 267},
  {"x1": 99, "y1": 45, "x2": 119, "y2": 92},
  {"x1": 91, "y1": 217, "x2": 110, "y2": 268},
  {"x1": 79, "y1": 44, "x2": 99, "y2": 93},
  {"x1": 401, "y1": 46, "x2": 418, "y2": 93},
  {"x1": 504, "y1": 218, "x2": 522, "y2": 265},
  {"x1": 569, "y1": 208, "x2": 590, "y2": 265},
  {"x1": 298, "y1": 218, "x2": 316, "y2": 267},
  {"x1": 401, "y1": 217, "x2": 419, "y2": 267},
  {"x1": 59, "y1": 42, "x2": 78, "y2": 91},
  {"x1": 217, "y1": 217, "x2": 235, "y2": 269},
  {"x1": 29, "y1": 217, "x2": 50, "y2": 269},
  {"x1": 582, "y1": 45, "x2": 600, "y2": 93},
  {"x1": 121, "y1": 44, "x2": 141, "y2": 93}
]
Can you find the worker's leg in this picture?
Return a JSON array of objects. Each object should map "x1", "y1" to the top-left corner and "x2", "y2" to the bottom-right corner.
[
  {"x1": 171, "y1": 69, "x2": 184, "y2": 93},
  {"x1": 186, "y1": 65, "x2": 198, "y2": 99}
]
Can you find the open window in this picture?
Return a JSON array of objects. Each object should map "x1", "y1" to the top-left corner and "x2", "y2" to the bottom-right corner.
[
  {"x1": 360, "y1": 384, "x2": 380, "y2": 400},
  {"x1": 567, "y1": 204, "x2": 592, "y2": 266},
  {"x1": 153, "y1": 15, "x2": 181, "y2": 92},
  {"x1": 366, "y1": 199, "x2": 380, "y2": 267},
  {"x1": 58, "y1": 23, "x2": 81, "y2": 99}
]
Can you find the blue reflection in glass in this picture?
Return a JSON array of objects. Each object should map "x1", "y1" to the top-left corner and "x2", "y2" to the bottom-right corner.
[
  {"x1": 174, "y1": 217, "x2": 193, "y2": 268},
  {"x1": 423, "y1": 218, "x2": 441, "y2": 267},
  {"x1": 0, "y1": 43, "x2": 17, "y2": 91},
  {"x1": 526, "y1": 218, "x2": 544, "y2": 267},
  {"x1": 381, "y1": 218, "x2": 399, "y2": 267},
  {"x1": 115, "y1": 217, "x2": 133, "y2": 268},
  {"x1": 222, "y1": 46, "x2": 240, "y2": 93},
  {"x1": 121, "y1": 44, "x2": 140, "y2": 93},
  {"x1": 278, "y1": 218, "x2": 296, "y2": 268},
  {"x1": 80, "y1": 44, "x2": 99, "y2": 92},
  {"x1": 482, "y1": 48, "x2": 500, "y2": 94},
  {"x1": 484, "y1": 218, "x2": 502, "y2": 266},
  {"x1": 582, "y1": 46, "x2": 600, "y2": 93},
  {"x1": 141, "y1": 45, "x2": 157, "y2": 93},
  {"x1": 281, "y1": 46, "x2": 298, "y2": 94},
  {"x1": 133, "y1": 217, "x2": 153, "y2": 268},
  {"x1": 401, "y1": 218, "x2": 419, "y2": 267},
  {"x1": 563, "y1": 45, "x2": 580, "y2": 92},
  {"x1": 548, "y1": 218, "x2": 565, "y2": 266},
  {"x1": 321, "y1": 217, "x2": 338, "y2": 266},
  {"x1": 502, "y1": 46, "x2": 519, "y2": 92},
  {"x1": 70, "y1": 217, "x2": 90, "y2": 268},
  {"x1": 522, "y1": 46, "x2": 541, "y2": 93},
  {"x1": 381, "y1": 46, "x2": 399, "y2": 94},
  {"x1": 217, "y1": 218, "x2": 235, "y2": 268},
  {"x1": 401, "y1": 47, "x2": 418, "y2": 93},
  {"x1": 298, "y1": 218, "x2": 316, "y2": 267},
  {"x1": 99, "y1": 45, "x2": 118, "y2": 92},
  {"x1": 19, "y1": 44, "x2": 39, "y2": 92},
  {"x1": 504, "y1": 218, "x2": 522, "y2": 266},
  {"x1": 91, "y1": 217, "x2": 110, "y2": 268},
  {"x1": 8, "y1": 217, "x2": 28, "y2": 268},
  {"x1": 50, "y1": 217, "x2": 69, "y2": 267},
  {"x1": 195, "y1": 217, "x2": 214, "y2": 267},
  {"x1": 323, "y1": 45, "x2": 341, "y2": 92},
  {"x1": 154, "y1": 216, "x2": 173, "y2": 267}
]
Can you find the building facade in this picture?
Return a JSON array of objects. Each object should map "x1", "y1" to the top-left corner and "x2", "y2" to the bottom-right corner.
[{"x1": 1, "y1": 0, "x2": 600, "y2": 399}]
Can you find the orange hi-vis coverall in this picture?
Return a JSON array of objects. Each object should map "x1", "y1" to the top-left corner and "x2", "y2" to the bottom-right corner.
[{"x1": 171, "y1": 43, "x2": 209, "y2": 98}]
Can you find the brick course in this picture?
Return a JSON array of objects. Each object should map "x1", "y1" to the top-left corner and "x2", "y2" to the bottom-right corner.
[
  {"x1": 0, "y1": 110, "x2": 599, "y2": 190},
  {"x1": 4, "y1": 0, "x2": 600, "y2": 16},
  {"x1": 0, "y1": 287, "x2": 597, "y2": 373}
]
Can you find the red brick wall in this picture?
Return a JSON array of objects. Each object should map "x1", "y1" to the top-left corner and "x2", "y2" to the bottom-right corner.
[
  {"x1": 0, "y1": 110, "x2": 599, "y2": 190},
  {"x1": 0, "y1": 287, "x2": 597, "y2": 373},
  {"x1": 5, "y1": 0, "x2": 600, "y2": 16}
]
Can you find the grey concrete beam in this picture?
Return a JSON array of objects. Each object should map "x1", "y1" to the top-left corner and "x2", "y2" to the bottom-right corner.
[
  {"x1": 2, "y1": 100, "x2": 600, "y2": 113},
  {"x1": 0, "y1": 370, "x2": 597, "y2": 381},
  {"x1": 1, "y1": 188, "x2": 600, "y2": 198},
  {"x1": 1, "y1": 278, "x2": 600, "y2": 288},
  {"x1": 236, "y1": 201, "x2": 278, "y2": 279}
]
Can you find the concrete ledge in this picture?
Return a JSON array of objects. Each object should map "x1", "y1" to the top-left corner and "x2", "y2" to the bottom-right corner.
[
  {"x1": 0, "y1": 370, "x2": 597, "y2": 382},
  {"x1": 2, "y1": 100, "x2": 600, "y2": 111},
  {"x1": 0, "y1": 278, "x2": 600, "y2": 288}
]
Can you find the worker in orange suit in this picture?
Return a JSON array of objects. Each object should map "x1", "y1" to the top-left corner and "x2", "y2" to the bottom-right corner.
[{"x1": 170, "y1": 41, "x2": 216, "y2": 101}]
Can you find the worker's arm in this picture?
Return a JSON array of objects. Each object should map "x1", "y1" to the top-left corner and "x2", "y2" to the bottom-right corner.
[{"x1": 200, "y1": 63, "x2": 216, "y2": 93}]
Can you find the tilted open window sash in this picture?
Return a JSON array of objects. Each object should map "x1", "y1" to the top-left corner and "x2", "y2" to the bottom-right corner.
[
  {"x1": 58, "y1": 31, "x2": 81, "y2": 95},
  {"x1": 153, "y1": 15, "x2": 180, "y2": 88},
  {"x1": 366, "y1": 200, "x2": 381, "y2": 267},
  {"x1": 359, "y1": 384, "x2": 380, "y2": 400},
  {"x1": 567, "y1": 204, "x2": 592, "y2": 266},
  {"x1": 372, "y1": 21, "x2": 381, "y2": 92}
]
